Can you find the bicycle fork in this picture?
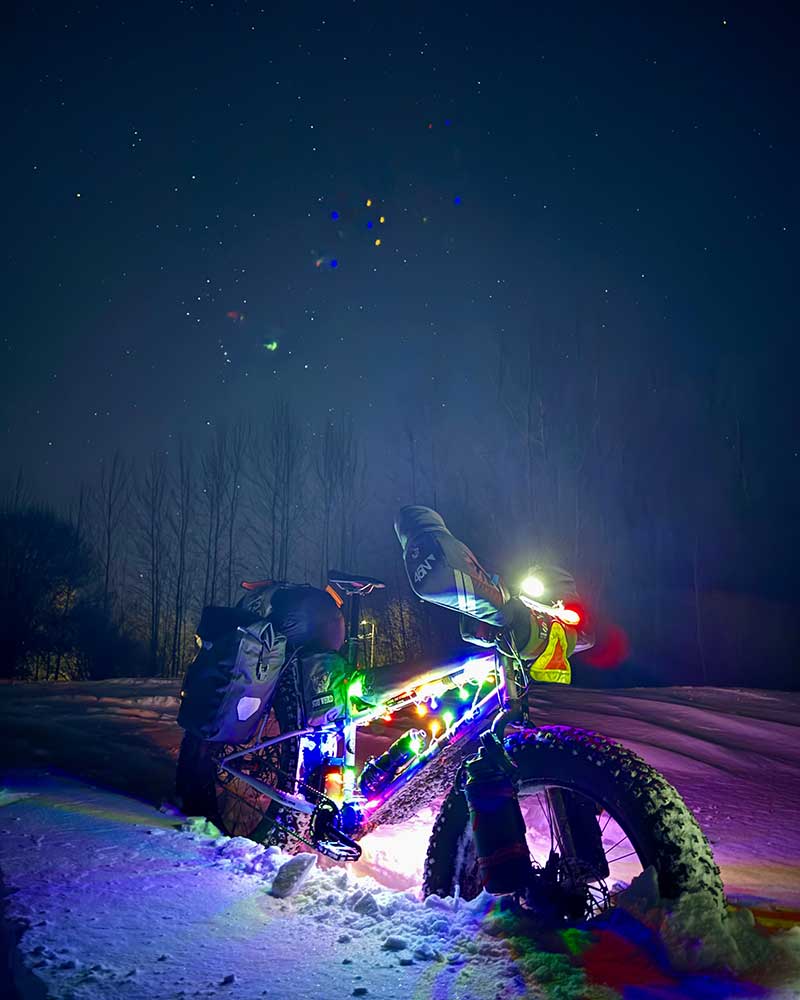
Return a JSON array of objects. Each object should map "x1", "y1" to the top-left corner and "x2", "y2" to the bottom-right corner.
[{"x1": 462, "y1": 730, "x2": 532, "y2": 895}]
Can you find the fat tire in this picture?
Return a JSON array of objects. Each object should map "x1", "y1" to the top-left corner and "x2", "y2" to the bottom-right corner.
[
  {"x1": 423, "y1": 725, "x2": 724, "y2": 913},
  {"x1": 175, "y1": 666, "x2": 305, "y2": 847}
]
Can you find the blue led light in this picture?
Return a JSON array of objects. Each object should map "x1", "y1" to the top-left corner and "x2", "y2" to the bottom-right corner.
[
  {"x1": 454, "y1": 196, "x2": 462, "y2": 205},
  {"x1": 330, "y1": 259, "x2": 338, "y2": 268},
  {"x1": 366, "y1": 221, "x2": 373, "y2": 229},
  {"x1": 330, "y1": 210, "x2": 340, "y2": 220}
]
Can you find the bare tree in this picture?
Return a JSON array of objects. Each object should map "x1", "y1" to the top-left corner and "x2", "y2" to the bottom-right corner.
[
  {"x1": 317, "y1": 422, "x2": 337, "y2": 584},
  {"x1": 226, "y1": 421, "x2": 249, "y2": 602},
  {"x1": 316, "y1": 417, "x2": 365, "y2": 580},
  {"x1": 168, "y1": 442, "x2": 194, "y2": 676},
  {"x1": 138, "y1": 453, "x2": 169, "y2": 673},
  {"x1": 201, "y1": 428, "x2": 230, "y2": 606},
  {"x1": 96, "y1": 452, "x2": 130, "y2": 619},
  {"x1": 50, "y1": 486, "x2": 88, "y2": 680},
  {"x1": 247, "y1": 402, "x2": 307, "y2": 583}
]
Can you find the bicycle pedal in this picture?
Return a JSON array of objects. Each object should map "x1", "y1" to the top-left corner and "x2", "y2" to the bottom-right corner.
[
  {"x1": 310, "y1": 800, "x2": 362, "y2": 862},
  {"x1": 315, "y1": 836, "x2": 362, "y2": 863}
]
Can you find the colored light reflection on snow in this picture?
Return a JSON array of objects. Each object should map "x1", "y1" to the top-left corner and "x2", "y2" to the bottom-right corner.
[{"x1": 351, "y1": 803, "x2": 440, "y2": 890}]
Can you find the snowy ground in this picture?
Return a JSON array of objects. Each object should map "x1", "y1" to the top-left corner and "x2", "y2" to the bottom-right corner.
[{"x1": 1, "y1": 680, "x2": 800, "y2": 998}]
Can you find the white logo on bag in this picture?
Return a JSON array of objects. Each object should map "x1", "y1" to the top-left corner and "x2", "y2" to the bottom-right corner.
[
  {"x1": 413, "y1": 553, "x2": 436, "y2": 583},
  {"x1": 236, "y1": 696, "x2": 262, "y2": 721}
]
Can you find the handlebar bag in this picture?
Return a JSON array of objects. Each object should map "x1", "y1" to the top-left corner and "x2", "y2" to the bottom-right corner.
[{"x1": 395, "y1": 505, "x2": 510, "y2": 625}]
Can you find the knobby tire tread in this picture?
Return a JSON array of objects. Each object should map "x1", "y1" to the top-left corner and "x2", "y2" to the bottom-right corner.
[{"x1": 423, "y1": 725, "x2": 724, "y2": 913}]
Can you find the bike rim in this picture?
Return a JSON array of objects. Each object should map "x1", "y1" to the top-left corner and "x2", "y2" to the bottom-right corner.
[
  {"x1": 518, "y1": 780, "x2": 646, "y2": 919},
  {"x1": 213, "y1": 712, "x2": 282, "y2": 839}
]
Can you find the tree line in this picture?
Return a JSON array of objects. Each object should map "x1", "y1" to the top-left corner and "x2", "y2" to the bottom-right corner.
[
  {"x1": 2, "y1": 309, "x2": 797, "y2": 689},
  {"x1": 0, "y1": 406, "x2": 400, "y2": 682}
]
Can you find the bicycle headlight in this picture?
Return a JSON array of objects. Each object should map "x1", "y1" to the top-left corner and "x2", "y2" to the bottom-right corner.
[{"x1": 520, "y1": 575, "x2": 546, "y2": 599}]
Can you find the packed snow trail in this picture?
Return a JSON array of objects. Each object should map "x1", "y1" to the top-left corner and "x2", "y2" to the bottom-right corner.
[
  {"x1": 0, "y1": 775, "x2": 594, "y2": 1000},
  {"x1": 527, "y1": 686, "x2": 800, "y2": 910},
  {"x1": 2, "y1": 774, "x2": 800, "y2": 1000}
]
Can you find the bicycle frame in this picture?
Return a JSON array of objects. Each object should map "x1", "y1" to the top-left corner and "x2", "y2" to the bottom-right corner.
[{"x1": 217, "y1": 644, "x2": 528, "y2": 842}]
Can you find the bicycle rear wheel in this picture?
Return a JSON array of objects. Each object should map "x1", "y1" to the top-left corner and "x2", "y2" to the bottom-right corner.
[{"x1": 176, "y1": 668, "x2": 304, "y2": 844}]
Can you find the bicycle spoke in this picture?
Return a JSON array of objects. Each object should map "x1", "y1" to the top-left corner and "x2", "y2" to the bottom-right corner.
[
  {"x1": 518, "y1": 781, "x2": 646, "y2": 921},
  {"x1": 602, "y1": 832, "x2": 628, "y2": 856},
  {"x1": 606, "y1": 848, "x2": 637, "y2": 864},
  {"x1": 214, "y1": 709, "x2": 284, "y2": 838}
]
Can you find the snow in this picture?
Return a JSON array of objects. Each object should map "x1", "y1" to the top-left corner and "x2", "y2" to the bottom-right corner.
[
  {"x1": 0, "y1": 774, "x2": 586, "y2": 999},
  {"x1": 1, "y1": 680, "x2": 800, "y2": 997}
]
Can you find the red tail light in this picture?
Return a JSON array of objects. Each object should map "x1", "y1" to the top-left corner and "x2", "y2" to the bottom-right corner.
[{"x1": 561, "y1": 602, "x2": 585, "y2": 628}]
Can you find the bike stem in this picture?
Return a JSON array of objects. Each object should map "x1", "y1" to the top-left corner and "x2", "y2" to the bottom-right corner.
[{"x1": 491, "y1": 647, "x2": 529, "y2": 740}]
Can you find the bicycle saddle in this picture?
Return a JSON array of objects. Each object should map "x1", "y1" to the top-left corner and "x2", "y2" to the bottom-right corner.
[{"x1": 327, "y1": 571, "x2": 386, "y2": 596}]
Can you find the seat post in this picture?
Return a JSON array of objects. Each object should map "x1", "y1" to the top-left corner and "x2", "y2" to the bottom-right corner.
[
  {"x1": 327, "y1": 570, "x2": 386, "y2": 667},
  {"x1": 346, "y1": 592, "x2": 361, "y2": 667}
]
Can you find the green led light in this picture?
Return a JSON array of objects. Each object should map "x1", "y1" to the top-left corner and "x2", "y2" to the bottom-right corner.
[
  {"x1": 458, "y1": 686, "x2": 471, "y2": 701},
  {"x1": 442, "y1": 710, "x2": 455, "y2": 728}
]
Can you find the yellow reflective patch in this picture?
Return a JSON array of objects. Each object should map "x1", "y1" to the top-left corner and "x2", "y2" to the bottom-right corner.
[{"x1": 529, "y1": 620, "x2": 572, "y2": 685}]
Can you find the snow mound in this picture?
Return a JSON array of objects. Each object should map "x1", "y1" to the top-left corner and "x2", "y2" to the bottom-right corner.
[
  {"x1": 190, "y1": 827, "x2": 800, "y2": 997},
  {"x1": 1, "y1": 774, "x2": 798, "y2": 999}
]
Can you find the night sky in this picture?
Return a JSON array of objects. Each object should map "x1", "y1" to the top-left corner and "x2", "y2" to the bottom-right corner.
[{"x1": 2, "y1": 3, "x2": 798, "y2": 521}]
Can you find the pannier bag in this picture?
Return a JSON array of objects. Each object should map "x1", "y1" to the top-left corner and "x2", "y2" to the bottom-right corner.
[{"x1": 178, "y1": 608, "x2": 287, "y2": 743}]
